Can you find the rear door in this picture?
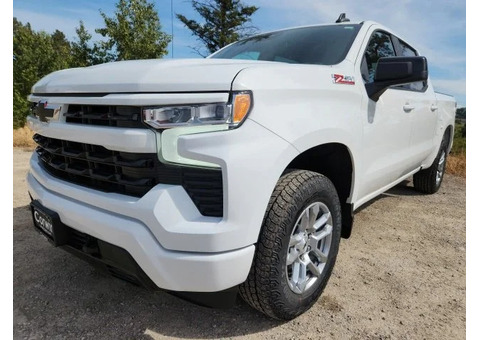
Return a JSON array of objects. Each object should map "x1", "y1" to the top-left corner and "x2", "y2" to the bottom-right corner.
[{"x1": 392, "y1": 38, "x2": 438, "y2": 165}]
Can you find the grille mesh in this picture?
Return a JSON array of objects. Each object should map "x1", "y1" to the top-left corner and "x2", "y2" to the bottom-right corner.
[
  {"x1": 65, "y1": 105, "x2": 146, "y2": 128},
  {"x1": 34, "y1": 134, "x2": 223, "y2": 217}
]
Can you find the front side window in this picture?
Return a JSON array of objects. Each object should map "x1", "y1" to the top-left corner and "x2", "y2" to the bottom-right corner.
[
  {"x1": 361, "y1": 31, "x2": 396, "y2": 83},
  {"x1": 210, "y1": 24, "x2": 362, "y2": 66}
]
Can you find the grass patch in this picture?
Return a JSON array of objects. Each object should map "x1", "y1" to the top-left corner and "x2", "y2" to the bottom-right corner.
[
  {"x1": 446, "y1": 154, "x2": 466, "y2": 177},
  {"x1": 13, "y1": 126, "x2": 36, "y2": 149},
  {"x1": 446, "y1": 121, "x2": 466, "y2": 177}
]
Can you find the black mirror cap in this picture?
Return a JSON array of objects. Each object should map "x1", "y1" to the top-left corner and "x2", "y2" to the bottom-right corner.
[
  {"x1": 367, "y1": 56, "x2": 428, "y2": 102},
  {"x1": 375, "y1": 56, "x2": 428, "y2": 82}
]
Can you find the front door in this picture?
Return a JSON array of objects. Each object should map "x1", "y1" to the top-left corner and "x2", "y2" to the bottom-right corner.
[{"x1": 357, "y1": 30, "x2": 414, "y2": 200}]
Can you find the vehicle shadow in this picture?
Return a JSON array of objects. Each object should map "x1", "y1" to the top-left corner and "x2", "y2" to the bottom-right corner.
[
  {"x1": 355, "y1": 180, "x2": 424, "y2": 213},
  {"x1": 139, "y1": 296, "x2": 283, "y2": 339},
  {"x1": 13, "y1": 205, "x2": 283, "y2": 339},
  {"x1": 384, "y1": 180, "x2": 425, "y2": 197}
]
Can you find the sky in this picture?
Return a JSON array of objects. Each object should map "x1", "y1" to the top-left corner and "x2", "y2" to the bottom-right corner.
[{"x1": 12, "y1": 0, "x2": 466, "y2": 106}]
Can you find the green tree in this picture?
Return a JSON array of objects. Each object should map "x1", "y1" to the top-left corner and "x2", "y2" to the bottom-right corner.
[
  {"x1": 177, "y1": 0, "x2": 258, "y2": 56},
  {"x1": 96, "y1": 0, "x2": 171, "y2": 60},
  {"x1": 51, "y1": 30, "x2": 72, "y2": 68},
  {"x1": 13, "y1": 18, "x2": 35, "y2": 128},
  {"x1": 71, "y1": 21, "x2": 93, "y2": 67},
  {"x1": 13, "y1": 18, "x2": 72, "y2": 128},
  {"x1": 455, "y1": 107, "x2": 466, "y2": 120}
]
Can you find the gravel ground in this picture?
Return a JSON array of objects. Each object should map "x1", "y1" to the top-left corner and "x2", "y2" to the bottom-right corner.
[{"x1": 13, "y1": 148, "x2": 466, "y2": 339}]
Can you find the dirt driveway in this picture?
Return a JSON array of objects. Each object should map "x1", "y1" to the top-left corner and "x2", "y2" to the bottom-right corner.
[{"x1": 13, "y1": 148, "x2": 466, "y2": 339}]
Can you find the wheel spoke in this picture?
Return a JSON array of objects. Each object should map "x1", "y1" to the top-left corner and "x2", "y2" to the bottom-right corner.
[
  {"x1": 308, "y1": 204, "x2": 320, "y2": 229},
  {"x1": 439, "y1": 152, "x2": 446, "y2": 166},
  {"x1": 310, "y1": 224, "x2": 333, "y2": 245},
  {"x1": 298, "y1": 211, "x2": 309, "y2": 232},
  {"x1": 287, "y1": 248, "x2": 300, "y2": 265},
  {"x1": 296, "y1": 259, "x2": 308, "y2": 292},
  {"x1": 291, "y1": 261, "x2": 300, "y2": 284},
  {"x1": 313, "y1": 248, "x2": 328, "y2": 263},
  {"x1": 312, "y1": 211, "x2": 331, "y2": 231},
  {"x1": 307, "y1": 257, "x2": 321, "y2": 277}
]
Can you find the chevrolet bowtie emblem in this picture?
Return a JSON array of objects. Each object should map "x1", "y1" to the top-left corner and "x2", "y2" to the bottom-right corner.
[{"x1": 33, "y1": 100, "x2": 61, "y2": 122}]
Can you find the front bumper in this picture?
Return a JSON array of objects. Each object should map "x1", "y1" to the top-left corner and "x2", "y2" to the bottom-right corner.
[
  {"x1": 27, "y1": 117, "x2": 299, "y2": 292},
  {"x1": 29, "y1": 200, "x2": 240, "y2": 306},
  {"x1": 28, "y1": 171, "x2": 254, "y2": 292}
]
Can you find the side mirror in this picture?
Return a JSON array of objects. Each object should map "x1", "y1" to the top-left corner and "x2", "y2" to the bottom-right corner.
[{"x1": 366, "y1": 56, "x2": 428, "y2": 102}]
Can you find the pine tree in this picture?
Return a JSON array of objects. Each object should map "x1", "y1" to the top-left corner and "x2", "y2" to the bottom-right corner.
[
  {"x1": 71, "y1": 21, "x2": 93, "y2": 67},
  {"x1": 177, "y1": 0, "x2": 258, "y2": 56},
  {"x1": 96, "y1": 0, "x2": 171, "y2": 60}
]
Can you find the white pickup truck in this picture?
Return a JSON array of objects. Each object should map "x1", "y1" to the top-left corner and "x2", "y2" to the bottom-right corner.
[{"x1": 27, "y1": 18, "x2": 456, "y2": 320}]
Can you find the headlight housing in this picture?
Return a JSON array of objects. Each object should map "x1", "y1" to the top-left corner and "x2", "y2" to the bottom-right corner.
[{"x1": 143, "y1": 91, "x2": 252, "y2": 129}]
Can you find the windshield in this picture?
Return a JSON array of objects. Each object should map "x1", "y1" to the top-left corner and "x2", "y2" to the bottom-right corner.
[{"x1": 210, "y1": 24, "x2": 361, "y2": 65}]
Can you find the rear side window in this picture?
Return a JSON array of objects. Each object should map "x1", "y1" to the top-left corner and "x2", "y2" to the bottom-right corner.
[
  {"x1": 398, "y1": 40, "x2": 416, "y2": 57},
  {"x1": 396, "y1": 40, "x2": 427, "y2": 91},
  {"x1": 361, "y1": 31, "x2": 396, "y2": 83}
]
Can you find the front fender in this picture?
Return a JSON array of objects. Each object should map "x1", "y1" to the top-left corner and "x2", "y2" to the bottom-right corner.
[{"x1": 177, "y1": 119, "x2": 299, "y2": 250}]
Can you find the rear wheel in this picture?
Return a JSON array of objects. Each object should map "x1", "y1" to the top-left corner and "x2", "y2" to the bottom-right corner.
[
  {"x1": 239, "y1": 170, "x2": 342, "y2": 320},
  {"x1": 413, "y1": 135, "x2": 449, "y2": 194}
]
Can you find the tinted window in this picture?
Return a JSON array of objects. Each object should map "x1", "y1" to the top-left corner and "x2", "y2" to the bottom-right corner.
[
  {"x1": 211, "y1": 25, "x2": 361, "y2": 65},
  {"x1": 232, "y1": 51, "x2": 260, "y2": 60},
  {"x1": 397, "y1": 40, "x2": 426, "y2": 91},
  {"x1": 362, "y1": 31, "x2": 396, "y2": 83},
  {"x1": 398, "y1": 40, "x2": 417, "y2": 57}
]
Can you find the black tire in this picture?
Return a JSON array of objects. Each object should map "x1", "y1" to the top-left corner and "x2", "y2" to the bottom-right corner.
[
  {"x1": 413, "y1": 134, "x2": 449, "y2": 194},
  {"x1": 239, "y1": 170, "x2": 342, "y2": 320}
]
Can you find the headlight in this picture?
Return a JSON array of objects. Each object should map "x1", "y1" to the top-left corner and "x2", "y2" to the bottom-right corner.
[{"x1": 143, "y1": 91, "x2": 252, "y2": 129}]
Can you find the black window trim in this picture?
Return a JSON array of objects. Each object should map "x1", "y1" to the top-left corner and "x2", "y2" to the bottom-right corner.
[
  {"x1": 390, "y1": 35, "x2": 429, "y2": 93},
  {"x1": 361, "y1": 29, "x2": 429, "y2": 94},
  {"x1": 361, "y1": 29, "x2": 398, "y2": 83}
]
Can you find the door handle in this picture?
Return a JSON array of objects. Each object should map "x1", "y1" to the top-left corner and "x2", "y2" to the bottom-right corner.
[
  {"x1": 430, "y1": 104, "x2": 438, "y2": 112},
  {"x1": 403, "y1": 104, "x2": 415, "y2": 112}
]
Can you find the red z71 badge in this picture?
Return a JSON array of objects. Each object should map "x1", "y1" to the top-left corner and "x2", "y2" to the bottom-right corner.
[{"x1": 332, "y1": 74, "x2": 355, "y2": 85}]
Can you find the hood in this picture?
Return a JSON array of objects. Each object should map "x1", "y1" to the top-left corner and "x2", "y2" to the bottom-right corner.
[{"x1": 31, "y1": 58, "x2": 276, "y2": 94}]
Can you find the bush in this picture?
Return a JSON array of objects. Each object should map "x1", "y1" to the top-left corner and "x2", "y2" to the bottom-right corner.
[
  {"x1": 13, "y1": 126, "x2": 36, "y2": 149},
  {"x1": 451, "y1": 122, "x2": 466, "y2": 155},
  {"x1": 446, "y1": 122, "x2": 466, "y2": 177}
]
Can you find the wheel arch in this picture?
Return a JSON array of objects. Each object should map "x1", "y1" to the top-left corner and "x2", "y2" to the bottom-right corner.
[
  {"x1": 284, "y1": 143, "x2": 355, "y2": 238},
  {"x1": 445, "y1": 124, "x2": 454, "y2": 153}
]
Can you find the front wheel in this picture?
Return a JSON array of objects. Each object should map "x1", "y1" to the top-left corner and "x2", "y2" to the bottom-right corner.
[{"x1": 239, "y1": 170, "x2": 342, "y2": 320}]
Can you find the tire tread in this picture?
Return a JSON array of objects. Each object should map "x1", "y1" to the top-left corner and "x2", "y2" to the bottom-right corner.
[{"x1": 239, "y1": 170, "x2": 341, "y2": 320}]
